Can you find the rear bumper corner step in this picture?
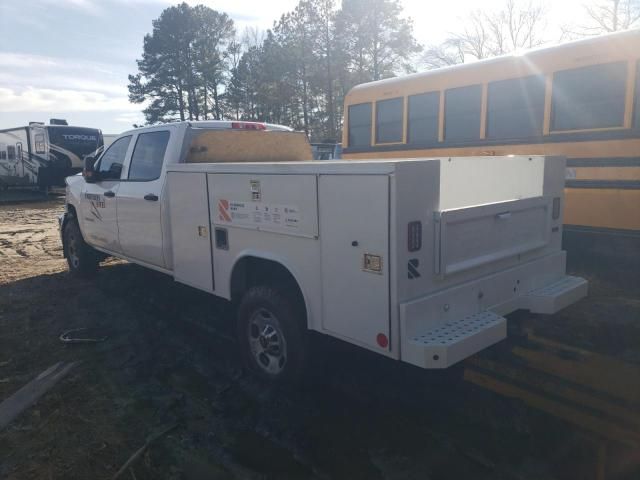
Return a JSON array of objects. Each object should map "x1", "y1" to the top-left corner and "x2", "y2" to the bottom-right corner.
[
  {"x1": 522, "y1": 275, "x2": 588, "y2": 314},
  {"x1": 404, "y1": 311, "x2": 507, "y2": 369}
]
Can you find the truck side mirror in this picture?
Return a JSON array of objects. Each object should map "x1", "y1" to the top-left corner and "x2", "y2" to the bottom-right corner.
[{"x1": 83, "y1": 156, "x2": 99, "y2": 183}]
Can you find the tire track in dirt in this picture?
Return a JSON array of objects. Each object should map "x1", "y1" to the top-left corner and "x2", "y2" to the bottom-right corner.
[{"x1": 0, "y1": 199, "x2": 67, "y2": 284}]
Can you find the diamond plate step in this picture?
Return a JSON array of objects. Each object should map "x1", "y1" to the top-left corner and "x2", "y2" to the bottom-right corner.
[{"x1": 405, "y1": 311, "x2": 507, "y2": 369}]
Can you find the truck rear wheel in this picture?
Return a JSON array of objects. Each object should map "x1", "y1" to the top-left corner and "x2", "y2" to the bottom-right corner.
[
  {"x1": 63, "y1": 220, "x2": 99, "y2": 277},
  {"x1": 237, "y1": 286, "x2": 307, "y2": 383}
]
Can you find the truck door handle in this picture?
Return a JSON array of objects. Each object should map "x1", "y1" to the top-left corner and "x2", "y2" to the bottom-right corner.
[
  {"x1": 104, "y1": 191, "x2": 115, "y2": 198},
  {"x1": 144, "y1": 194, "x2": 159, "y2": 201}
]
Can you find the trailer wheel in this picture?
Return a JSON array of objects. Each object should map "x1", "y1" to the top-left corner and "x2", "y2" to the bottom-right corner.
[
  {"x1": 237, "y1": 286, "x2": 307, "y2": 383},
  {"x1": 63, "y1": 220, "x2": 99, "y2": 277}
]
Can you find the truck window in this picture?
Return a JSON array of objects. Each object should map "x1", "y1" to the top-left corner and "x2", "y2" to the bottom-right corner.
[
  {"x1": 98, "y1": 135, "x2": 132, "y2": 180},
  {"x1": 128, "y1": 131, "x2": 170, "y2": 181}
]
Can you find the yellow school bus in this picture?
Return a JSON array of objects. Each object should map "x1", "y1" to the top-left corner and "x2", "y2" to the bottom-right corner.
[{"x1": 342, "y1": 29, "x2": 640, "y2": 262}]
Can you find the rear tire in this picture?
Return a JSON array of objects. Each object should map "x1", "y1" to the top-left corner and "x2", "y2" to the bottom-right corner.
[
  {"x1": 237, "y1": 286, "x2": 308, "y2": 383},
  {"x1": 63, "y1": 220, "x2": 99, "y2": 277}
]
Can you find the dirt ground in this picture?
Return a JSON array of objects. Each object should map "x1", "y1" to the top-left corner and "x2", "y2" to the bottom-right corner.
[{"x1": 0, "y1": 198, "x2": 639, "y2": 480}]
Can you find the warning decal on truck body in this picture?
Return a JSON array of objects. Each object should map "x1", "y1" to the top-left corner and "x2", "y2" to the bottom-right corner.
[{"x1": 216, "y1": 198, "x2": 300, "y2": 229}]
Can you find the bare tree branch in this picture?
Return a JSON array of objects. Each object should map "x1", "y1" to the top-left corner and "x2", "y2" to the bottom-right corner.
[
  {"x1": 420, "y1": 0, "x2": 548, "y2": 68},
  {"x1": 568, "y1": 0, "x2": 640, "y2": 37},
  {"x1": 421, "y1": 39, "x2": 464, "y2": 69}
]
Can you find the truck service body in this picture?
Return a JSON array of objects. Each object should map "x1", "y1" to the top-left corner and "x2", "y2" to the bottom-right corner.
[{"x1": 61, "y1": 121, "x2": 587, "y2": 379}]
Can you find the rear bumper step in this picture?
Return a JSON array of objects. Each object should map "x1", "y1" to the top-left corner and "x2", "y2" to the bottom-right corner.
[
  {"x1": 400, "y1": 266, "x2": 588, "y2": 369},
  {"x1": 521, "y1": 275, "x2": 588, "y2": 314},
  {"x1": 406, "y1": 312, "x2": 506, "y2": 369}
]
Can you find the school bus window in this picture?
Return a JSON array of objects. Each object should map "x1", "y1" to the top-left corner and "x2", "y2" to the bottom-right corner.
[
  {"x1": 376, "y1": 97, "x2": 403, "y2": 144},
  {"x1": 348, "y1": 102, "x2": 372, "y2": 147},
  {"x1": 7, "y1": 146, "x2": 16, "y2": 160},
  {"x1": 444, "y1": 84, "x2": 482, "y2": 141},
  {"x1": 408, "y1": 92, "x2": 439, "y2": 144},
  {"x1": 487, "y1": 75, "x2": 545, "y2": 140},
  {"x1": 634, "y1": 61, "x2": 640, "y2": 129},
  {"x1": 552, "y1": 61, "x2": 627, "y2": 131}
]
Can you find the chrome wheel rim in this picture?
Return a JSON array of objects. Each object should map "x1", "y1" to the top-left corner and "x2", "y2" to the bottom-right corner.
[
  {"x1": 247, "y1": 308, "x2": 287, "y2": 375},
  {"x1": 67, "y1": 231, "x2": 80, "y2": 269}
]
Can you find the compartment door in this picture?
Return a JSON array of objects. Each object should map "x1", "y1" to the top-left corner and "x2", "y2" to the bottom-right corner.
[
  {"x1": 167, "y1": 172, "x2": 214, "y2": 292},
  {"x1": 319, "y1": 175, "x2": 390, "y2": 351},
  {"x1": 436, "y1": 195, "x2": 551, "y2": 276}
]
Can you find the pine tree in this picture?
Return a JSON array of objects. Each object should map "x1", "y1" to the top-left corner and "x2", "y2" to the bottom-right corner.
[
  {"x1": 336, "y1": 0, "x2": 421, "y2": 84},
  {"x1": 128, "y1": 3, "x2": 235, "y2": 124}
]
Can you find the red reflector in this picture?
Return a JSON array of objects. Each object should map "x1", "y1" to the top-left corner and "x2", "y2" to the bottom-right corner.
[
  {"x1": 376, "y1": 333, "x2": 389, "y2": 348},
  {"x1": 231, "y1": 122, "x2": 266, "y2": 130}
]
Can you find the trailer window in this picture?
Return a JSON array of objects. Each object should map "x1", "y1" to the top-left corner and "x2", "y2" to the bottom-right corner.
[
  {"x1": 348, "y1": 103, "x2": 372, "y2": 147},
  {"x1": 552, "y1": 62, "x2": 627, "y2": 131},
  {"x1": 7, "y1": 146, "x2": 15, "y2": 160},
  {"x1": 487, "y1": 75, "x2": 545, "y2": 139},
  {"x1": 98, "y1": 135, "x2": 131, "y2": 180},
  {"x1": 408, "y1": 92, "x2": 439, "y2": 144},
  {"x1": 35, "y1": 134, "x2": 46, "y2": 154},
  {"x1": 128, "y1": 131, "x2": 170, "y2": 181},
  {"x1": 444, "y1": 85, "x2": 482, "y2": 141},
  {"x1": 376, "y1": 97, "x2": 403, "y2": 143}
]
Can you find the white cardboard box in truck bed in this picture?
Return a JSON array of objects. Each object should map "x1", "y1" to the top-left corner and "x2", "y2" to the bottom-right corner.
[{"x1": 165, "y1": 155, "x2": 587, "y2": 369}]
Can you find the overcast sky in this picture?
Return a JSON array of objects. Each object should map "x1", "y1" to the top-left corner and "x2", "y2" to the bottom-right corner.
[{"x1": 0, "y1": 0, "x2": 585, "y2": 134}]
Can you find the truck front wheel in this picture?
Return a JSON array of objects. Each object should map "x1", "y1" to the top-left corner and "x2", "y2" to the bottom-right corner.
[
  {"x1": 63, "y1": 220, "x2": 99, "y2": 277},
  {"x1": 237, "y1": 286, "x2": 307, "y2": 383}
]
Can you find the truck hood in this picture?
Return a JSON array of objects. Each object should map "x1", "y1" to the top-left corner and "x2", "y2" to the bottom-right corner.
[{"x1": 65, "y1": 173, "x2": 84, "y2": 187}]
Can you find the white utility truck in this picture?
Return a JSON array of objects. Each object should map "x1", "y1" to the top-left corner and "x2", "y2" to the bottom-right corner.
[{"x1": 61, "y1": 121, "x2": 587, "y2": 382}]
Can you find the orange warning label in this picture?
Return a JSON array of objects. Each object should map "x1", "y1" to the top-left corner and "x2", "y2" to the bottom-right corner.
[
  {"x1": 215, "y1": 198, "x2": 300, "y2": 228},
  {"x1": 218, "y1": 199, "x2": 231, "y2": 222}
]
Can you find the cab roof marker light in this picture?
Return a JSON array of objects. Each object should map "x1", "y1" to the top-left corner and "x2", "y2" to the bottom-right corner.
[{"x1": 231, "y1": 122, "x2": 267, "y2": 130}]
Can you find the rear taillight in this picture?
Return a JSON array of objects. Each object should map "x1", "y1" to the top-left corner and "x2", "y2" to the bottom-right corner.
[
  {"x1": 231, "y1": 122, "x2": 266, "y2": 130},
  {"x1": 407, "y1": 221, "x2": 422, "y2": 252}
]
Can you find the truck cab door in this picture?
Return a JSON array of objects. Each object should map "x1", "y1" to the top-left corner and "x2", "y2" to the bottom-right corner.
[
  {"x1": 80, "y1": 135, "x2": 132, "y2": 253},
  {"x1": 116, "y1": 130, "x2": 170, "y2": 268}
]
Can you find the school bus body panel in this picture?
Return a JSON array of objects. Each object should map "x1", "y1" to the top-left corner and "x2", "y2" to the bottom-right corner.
[{"x1": 564, "y1": 189, "x2": 640, "y2": 232}]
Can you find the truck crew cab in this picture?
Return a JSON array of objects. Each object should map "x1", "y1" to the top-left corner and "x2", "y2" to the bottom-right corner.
[{"x1": 61, "y1": 121, "x2": 587, "y2": 382}]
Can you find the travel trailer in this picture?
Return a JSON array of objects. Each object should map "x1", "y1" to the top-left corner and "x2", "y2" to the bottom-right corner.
[{"x1": 0, "y1": 119, "x2": 103, "y2": 187}]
